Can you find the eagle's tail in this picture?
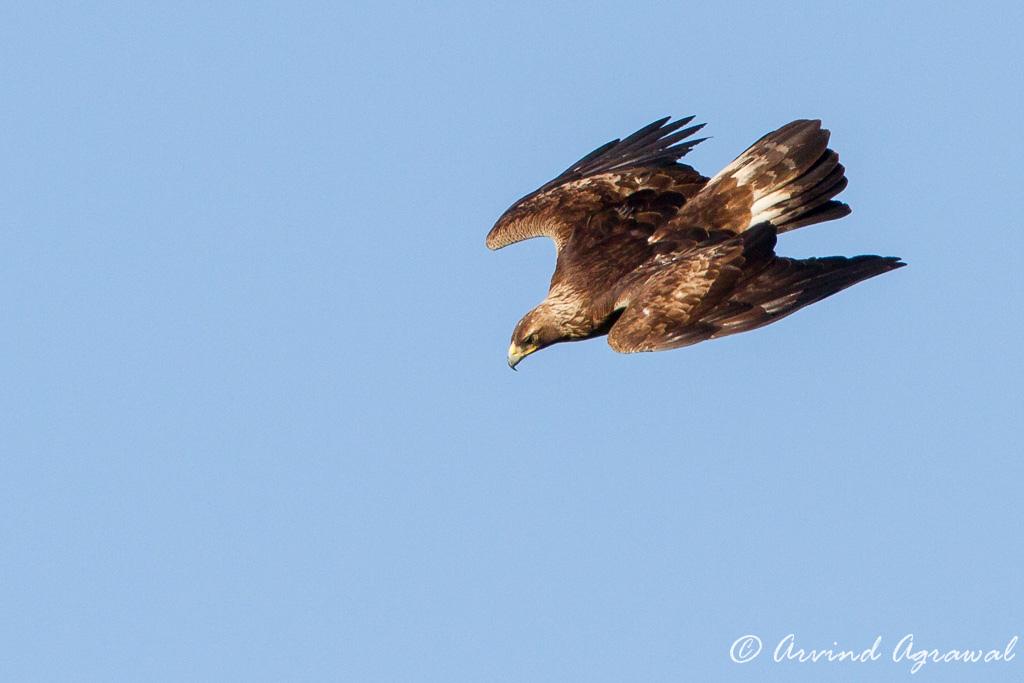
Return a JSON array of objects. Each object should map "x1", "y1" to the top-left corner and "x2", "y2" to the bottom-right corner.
[
  {"x1": 667, "y1": 120, "x2": 851, "y2": 236},
  {"x1": 742, "y1": 120, "x2": 851, "y2": 231}
]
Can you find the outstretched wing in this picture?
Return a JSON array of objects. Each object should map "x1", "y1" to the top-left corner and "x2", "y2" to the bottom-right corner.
[
  {"x1": 485, "y1": 116, "x2": 708, "y2": 252},
  {"x1": 689, "y1": 253, "x2": 905, "y2": 341},
  {"x1": 607, "y1": 224, "x2": 777, "y2": 352},
  {"x1": 608, "y1": 224, "x2": 904, "y2": 353}
]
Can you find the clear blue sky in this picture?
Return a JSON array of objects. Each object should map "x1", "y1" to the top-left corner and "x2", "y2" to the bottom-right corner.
[{"x1": 2, "y1": 2, "x2": 1022, "y2": 681}]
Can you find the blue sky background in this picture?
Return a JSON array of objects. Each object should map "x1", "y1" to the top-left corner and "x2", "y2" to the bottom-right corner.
[{"x1": 2, "y1": 2, "x2": 1022, "y2": 681}]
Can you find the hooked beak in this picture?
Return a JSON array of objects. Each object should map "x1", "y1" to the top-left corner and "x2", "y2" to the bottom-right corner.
[{"x1": 507, "y1": 342, "x2": 538, "y2": 371}]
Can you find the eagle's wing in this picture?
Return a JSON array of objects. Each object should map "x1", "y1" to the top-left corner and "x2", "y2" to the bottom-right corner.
[
  {"x1": 608, "y1": 223, "x2": 904, "y2": 353},
  {"x1": 485, "y1": 117, "x2": 707, "y2": 252},
  {"x1": 607, "y1": 224, "x2": 777, "y2": 352}
]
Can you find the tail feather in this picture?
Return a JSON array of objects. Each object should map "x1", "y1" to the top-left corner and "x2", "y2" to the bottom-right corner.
[
  {"x1": 756, "y1": 149, "x2": 850, "y2": 230},
  {"x1": 776, "y1": 199, "x2": 850, "y2": 231},
  {"x1": 664, "y1": 120, "x2": 851, "y2": 236}
]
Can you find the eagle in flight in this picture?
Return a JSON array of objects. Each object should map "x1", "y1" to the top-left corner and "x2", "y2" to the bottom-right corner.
[{"x1": 487, "y1": 116, "x2": 904, "y2": 369}]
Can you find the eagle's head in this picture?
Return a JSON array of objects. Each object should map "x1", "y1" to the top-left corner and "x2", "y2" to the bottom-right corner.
[{"x1": 507, "y1": 297, "x2": 591, "y2": 370}]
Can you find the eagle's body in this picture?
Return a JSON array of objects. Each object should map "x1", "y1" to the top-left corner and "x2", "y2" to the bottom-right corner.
[{"x1": 487, "y1": 116, "x2": 904, "y2": 368}]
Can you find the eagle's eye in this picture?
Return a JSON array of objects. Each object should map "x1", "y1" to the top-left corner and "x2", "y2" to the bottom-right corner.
[{"x1": 523, "y1": 333, "x2": 538, "y2": 346}]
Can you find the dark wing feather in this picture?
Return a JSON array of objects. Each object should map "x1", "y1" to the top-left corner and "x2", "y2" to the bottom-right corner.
[
  {"x1": 609, "y1": 222, "x2": 904, "y2": 353},
  {"x1": 693, "y1": 254, "x2": 905, "y2": 338},
  {"x1": 486, "y1": 116, "x2": 707, "y2": 251},
  {"x1": 542, "y1": 116, "x2": 707, "y2": 191},
  {"x1": 607, "y1": 224, "x2": 777, "y2": 352}
]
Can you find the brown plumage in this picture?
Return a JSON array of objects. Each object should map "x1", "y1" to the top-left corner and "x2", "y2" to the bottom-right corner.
[{"x1": 487, "y1": 116, "x2": 904, "y2": 369}]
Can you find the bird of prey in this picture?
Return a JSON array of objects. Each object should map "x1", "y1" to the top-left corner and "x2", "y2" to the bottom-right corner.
[{"x1": 487, "y1": 115, "x2": 904, "y2": 369}]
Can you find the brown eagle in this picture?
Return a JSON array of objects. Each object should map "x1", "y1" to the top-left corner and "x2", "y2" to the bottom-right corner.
[{"x1": 487, "y1": 116, "x2": 904, "y2": 369}]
